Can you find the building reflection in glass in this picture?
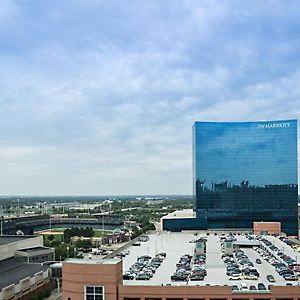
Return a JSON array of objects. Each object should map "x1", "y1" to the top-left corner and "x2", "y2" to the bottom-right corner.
[{"x1": 193, "y1": 120, "x2": 298, "y2": 235}]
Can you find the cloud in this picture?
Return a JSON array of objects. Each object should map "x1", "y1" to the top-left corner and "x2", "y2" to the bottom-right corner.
[{"x1": 0, "y1": 0, "x2": 299, "y2": 194}]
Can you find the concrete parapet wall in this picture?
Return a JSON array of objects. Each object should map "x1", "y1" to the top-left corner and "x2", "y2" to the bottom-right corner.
[
  {"x1": 0, "y1": 236, "x2": 43, "y2": 261},
  {"x1": 0, "y1": 269, "x2": 50, "y2": 300}
]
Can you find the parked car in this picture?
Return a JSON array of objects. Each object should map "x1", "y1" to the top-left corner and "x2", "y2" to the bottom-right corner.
[
  {"x1": 136, "y1": 273, "x2": 150, "y2": 280},
  {"x1": 244, "y1": 274, "x2": 258, "y2": 280},
  {"x1": 123, "y1": 274, "x2": 134, "y2": 280},
  {"x1": 258, "y1": 283, "x2": 266, "y2": 290},
  {"x1": 190, "y1": 275, "x2": 204, "y2": 281},
  {"x1": 229, "y1": 274, "x2": 241, "y2": 280},
  {"x1": 132, "y1": 242, "x2": 141, "y2": 246},
  {"x1": 267, "y1": 275, "x2": 275, "y2": 282},
  {"x1": 171, "y1": 274, "x2": 188, "y2": 281},
  {"x1": 240, "y1": 283, "x2": 248, "y2": 291},
  {"x1": 284, "y1": 275, "x2": 298, "y2": 281}
]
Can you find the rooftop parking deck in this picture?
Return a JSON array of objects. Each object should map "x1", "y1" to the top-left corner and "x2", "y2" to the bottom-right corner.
[
  {"x1": 265, "y1": 235, "x2": 299, "y2": 261},
  {"x1": 121, "y1": 231, "x2": 299, "y2": 289}
]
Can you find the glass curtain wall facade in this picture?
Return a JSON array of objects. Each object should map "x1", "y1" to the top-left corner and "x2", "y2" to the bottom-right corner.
[{"x1": 193, "y1": 120, "x2": 298, "y2": 235}]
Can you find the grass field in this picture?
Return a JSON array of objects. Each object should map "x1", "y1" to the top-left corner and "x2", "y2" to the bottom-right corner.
[
  {"x1": 47, "y1": 228, "x2": 67, "y2": 232},
  {"x1": 35, "y1": 228, "x2": 114, "y2": 241},
  {"x1": 94, "y1": 229, "x2": 113, "y2": 237},
  {"x1": 35, "y1": 229, "x2": 64, "y2": 241}
]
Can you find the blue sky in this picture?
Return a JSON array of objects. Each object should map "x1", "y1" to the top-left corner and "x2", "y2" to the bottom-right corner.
[{"x1": 0, "y1": 0, "x2": 299, "y2": 195}]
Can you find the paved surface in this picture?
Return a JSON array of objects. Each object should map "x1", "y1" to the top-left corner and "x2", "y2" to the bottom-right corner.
[
  {"x1": 265, "y1": 235, "x2": 299, "y2": 262},
  {"x1": 123, "y1": 232, "x2": 194, "y2": 285},
  {"x1": 243, "y1": 248, "x2": 285, "y2": 286},
  {"x1": 44, "y1": 289, "x2": 62, "y2": 300},
  {"x1": 204, "y1": 235, "x2": 227, "y2": 285},
  {"x1": 0, "y1": 258, "x2": 49, "y2": 290},
  {"x1": 121, "y1": 232, "x2": 300, "y2": 287},
  {"x1": 0, "y1": 236, "x2": 34, "y2": 246}
]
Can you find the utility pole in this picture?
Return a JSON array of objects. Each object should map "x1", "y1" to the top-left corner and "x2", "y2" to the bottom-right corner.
[{"x1": 17, "y1": 199, "x2": 20, "y2": 217}]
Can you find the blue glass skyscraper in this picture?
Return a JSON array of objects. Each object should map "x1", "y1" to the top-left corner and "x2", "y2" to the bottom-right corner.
[{"x1": 193, "y1": 120, "x2": 298, "y2": 235}]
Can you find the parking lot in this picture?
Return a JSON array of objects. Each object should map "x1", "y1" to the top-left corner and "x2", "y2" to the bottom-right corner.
[
  {"x1": 122, "y1": 232, "x2": 194, "y2": 285},
  {"x1": 121, "y1": 232, "x2": 299, "y2": 288},
  {"x1": 265, "y1": 235, "x2": 299, "y2": 261}
]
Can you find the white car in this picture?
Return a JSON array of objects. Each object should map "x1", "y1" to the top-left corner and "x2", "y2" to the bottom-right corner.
[
  {"x1": 229, "y1": 274, "x2": 242, "y2": 280},
  {"x1": 244, "y1": 274, "x2": 258, "y2": 280},
  {"x1": 240, "y1": 283, "x2": 248, "y2": 291}
]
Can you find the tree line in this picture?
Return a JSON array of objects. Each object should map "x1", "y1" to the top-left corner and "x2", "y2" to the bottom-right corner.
[{"x1": 63, "y1": 227, "x2": 94, "y2": 243}]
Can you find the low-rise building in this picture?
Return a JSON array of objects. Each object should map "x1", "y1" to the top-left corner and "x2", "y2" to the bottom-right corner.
[
  {"x1": 0, "y1": 235, "x2": 54, "y2": 300},
  {"x1": 253, "y1": 222, "x2": 281, "y2": 235}
]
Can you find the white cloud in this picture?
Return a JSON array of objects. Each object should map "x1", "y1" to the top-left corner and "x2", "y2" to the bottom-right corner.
[{"x1": 0, "y1": 0, "x2": 299, "y2": 194}]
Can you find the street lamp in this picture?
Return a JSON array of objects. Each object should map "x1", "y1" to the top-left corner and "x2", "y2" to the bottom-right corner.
[{"x1": 57, "y1": 279, "x2": 60, "y2": 293}]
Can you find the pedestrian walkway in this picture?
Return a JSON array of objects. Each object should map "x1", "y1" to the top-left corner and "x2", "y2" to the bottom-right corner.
[{"x1": 205, "y1": 235, "x2": 228, "y2": 285}]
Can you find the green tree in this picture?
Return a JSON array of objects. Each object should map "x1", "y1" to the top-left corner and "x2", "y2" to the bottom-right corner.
[
  {"x1": 48, "y1": 234, "x2": 55, "y2": 241},
  {"x1": 63, "y1": 226, "x2": 95, "y2": 243},
  {"x1": 55, "y1": 244, "x2": 75, "y2": 260},
  {"x1": 75, "y1": 239, "x2": 92, "y2": 249},
  {"x1": 50, "y1": 240, "x2": 61, "y2": 247}
]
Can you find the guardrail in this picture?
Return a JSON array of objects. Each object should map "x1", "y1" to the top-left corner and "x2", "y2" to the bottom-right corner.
[
  {"x1": 104, "y1": 236, "x2": 143, "y2": 259},
  {"x1": 104, "y1": 232, "x2": 155, "y2": 259}
]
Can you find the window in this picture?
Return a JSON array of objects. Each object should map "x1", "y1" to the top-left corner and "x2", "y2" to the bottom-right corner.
[
  {"x1": 85, "y1": 285, "x2": 104, "y2": 300},
  {"x1": 193, "y1": 120, "x2": 298, "y2": 236}
]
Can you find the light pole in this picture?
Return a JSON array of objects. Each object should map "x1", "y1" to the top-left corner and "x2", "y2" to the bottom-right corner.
[
  {"x1": 57, "y1": 279, "x2": 60, "y2": 293},
  {"x1": 102, "y1": 212, "x2": 104, "y2": 236}
]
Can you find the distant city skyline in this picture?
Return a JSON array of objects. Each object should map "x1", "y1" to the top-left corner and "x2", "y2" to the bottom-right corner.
[{"x1": 0, "y1": 1, "x2": 299, "y2": 195}]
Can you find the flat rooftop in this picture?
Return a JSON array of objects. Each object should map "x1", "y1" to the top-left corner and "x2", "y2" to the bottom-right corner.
[
  {"x1": 0, "y1": 236, "x2": 38, "y2": 246},
  {"x1": 0, "y1": 258, "x2": 49, "y2": 290},
  {"x1": 66, "y1": 258, "x2": 120, "y2": 265},
  {"x1": 161, "y1": 209, "x2": 194, "y2": 219},
  {"x1": 18, "y1": 246, "x2": 52, "y2": 253},
  {"x1": 120, "y1": 231, "x2": 299, "y2": 287}
]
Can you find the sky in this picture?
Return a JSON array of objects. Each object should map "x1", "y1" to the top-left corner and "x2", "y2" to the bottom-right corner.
[{"x1": 0, "y1": 0, "x2": 299, "y2": 195}]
